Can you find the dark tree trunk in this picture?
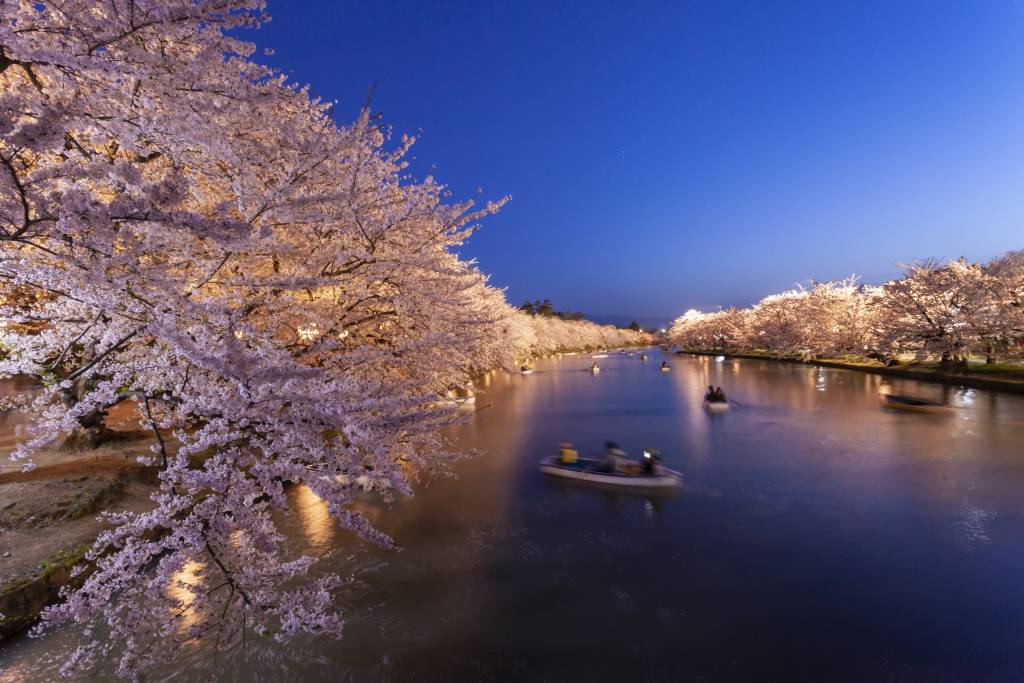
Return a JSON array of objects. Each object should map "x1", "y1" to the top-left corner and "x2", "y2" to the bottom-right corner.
[
  {"x1": 60, "y1": 424, "x2": 120, "y2": 450},
  {"x1": 58, "y1": 377, "x2": 116, "y2": 451}
]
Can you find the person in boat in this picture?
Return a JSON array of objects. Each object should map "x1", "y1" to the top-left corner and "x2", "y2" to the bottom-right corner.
[
  {"x1": 642, "y1": 448, "x2": 662, "y2": 474},
  {"x1": 558, "y1": 442, "x2": 578, "y2": 465},
  {"x1": 591, "y1": 362, "x2": 600, "y2": 371},
  {"x1": 714, "y1": 386, "x2": 726, "y2": 402},
  {"x1": 660, "y1": 361, "x2": 669, "y2": 369},
  {"x1": 601, "y1": 441, "x2": 629, "y2": 473},
  {"x1": 705, "y1": 385, "x2": 716, "y2": 401}
]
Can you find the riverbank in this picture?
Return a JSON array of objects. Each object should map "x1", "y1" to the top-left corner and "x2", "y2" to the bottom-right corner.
[
  {"x1": 680, "y1": 348, "x2": 1024, "y2": 394},
  {"x1": 0, "y1": 438, "x2": 159, "y2": 639}
]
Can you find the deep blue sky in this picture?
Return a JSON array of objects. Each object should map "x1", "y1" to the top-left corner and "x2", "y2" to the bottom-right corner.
[{"x1": 250, "y1": 1, "x2": 1024, "y2": 322}]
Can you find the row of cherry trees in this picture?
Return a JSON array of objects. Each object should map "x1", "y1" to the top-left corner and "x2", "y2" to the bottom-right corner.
[
  {"x1": 669, "y1": 252, "x2": 1024, "y2": 364},
  {"x1": 517, "y1": 311, "x2": 647, "y2": 357},
  {"x1": 0, "y1": 1, "x2": 643, "y2": 677}
]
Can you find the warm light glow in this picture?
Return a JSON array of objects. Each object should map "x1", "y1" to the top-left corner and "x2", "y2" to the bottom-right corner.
[
  {"x1": 294, "y1": 485, "x2": 335, "y2": 551},
  {"x1": 166, "y1": 559, "x2": 206, "y2": 632}
]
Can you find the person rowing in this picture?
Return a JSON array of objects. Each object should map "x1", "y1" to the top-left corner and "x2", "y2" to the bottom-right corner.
[
  {"x1": 705, "y1": 385, "x2": 727, "y2": 402},
  {"x1": 642, "y1": 448, "x2": 663, "y2": 474}
]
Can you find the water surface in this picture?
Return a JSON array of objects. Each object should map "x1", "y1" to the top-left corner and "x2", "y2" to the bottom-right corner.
[{"x1": 3, "y1": 351, "x2": 1024, "y2": 681}]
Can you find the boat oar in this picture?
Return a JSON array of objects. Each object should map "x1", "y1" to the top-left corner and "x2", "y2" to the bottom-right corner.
[{"x1": 727, "y1": 397, "x2": 746, "y2": 408}]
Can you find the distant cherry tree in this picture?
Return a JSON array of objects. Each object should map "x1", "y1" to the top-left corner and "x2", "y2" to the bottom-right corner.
[{"x1": 877, "y1": 259, "x2": 985, "y2": 365}]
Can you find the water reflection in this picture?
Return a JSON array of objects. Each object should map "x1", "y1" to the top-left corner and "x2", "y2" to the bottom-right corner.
[
  {"x1": 166, "y1": 560, "x2": 206, "y2": 633},
  {"x1": 293, "y1": 486, "x2": 335, "y2": 553}
]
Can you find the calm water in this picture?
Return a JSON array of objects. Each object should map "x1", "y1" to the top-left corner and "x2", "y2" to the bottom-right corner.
[{"x1": 4, "y1": 350, "x2": 1024, "y2": 681}]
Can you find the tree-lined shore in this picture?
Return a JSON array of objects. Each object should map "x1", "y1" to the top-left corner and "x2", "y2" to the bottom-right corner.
[
  {"x1": 669, "y1": 253, "x2": 1024, "y2": 371},
  {"x1": 0, "y1": 1, "x2": 647, "y2": 676}
]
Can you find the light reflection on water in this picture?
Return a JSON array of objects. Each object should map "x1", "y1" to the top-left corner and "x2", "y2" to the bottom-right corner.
[
  {"x1": 3, "y1": 350, "x2": 1024, "y2": 681},
  {"x1": 293, "y1": 485, "x2": 336, "y2": 553},
  {"x1": 166, "y1": 560, "x2": 207, "y2": 633}
]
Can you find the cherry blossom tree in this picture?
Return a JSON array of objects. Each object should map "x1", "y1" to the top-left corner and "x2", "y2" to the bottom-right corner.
[
  {"x1": 978, "y1": 251, "x2": 1024, "y2": 361},
  {"x1": 668, "y1": 307, "x2": 749, "y2": 351},
  {"x1": 0, "y1": 1, "x2": 517, "y2": 677},
  {"x1": 0, "y1": 2, "x2": 651, "y2": 675},
  {"x1": 876, "y1": 259, "x2": 986, "y2": 365},
  {"x1": 800, "y1": 278, "x2": 882, "y2": 356},
  {"x1": 746, "y1": 290, "x2": 810, "y2": 353}
]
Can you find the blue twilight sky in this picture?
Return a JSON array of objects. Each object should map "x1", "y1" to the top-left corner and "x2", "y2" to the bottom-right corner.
[{"x1": 248, "y1": 1, "x2": 1024, "y2": 323}]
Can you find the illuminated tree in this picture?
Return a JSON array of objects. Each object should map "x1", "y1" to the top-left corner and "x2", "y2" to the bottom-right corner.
[{"x1": 1, "y1": 1, "x2": 512, "y2": 676}]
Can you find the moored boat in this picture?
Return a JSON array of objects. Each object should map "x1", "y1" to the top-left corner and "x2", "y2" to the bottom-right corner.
[
  {"x1": 538, "y1": 457, "x2": 682, "y2": 489},
  {"x1": 882, "y1": 394, "x2": 950, "y2": 415}
]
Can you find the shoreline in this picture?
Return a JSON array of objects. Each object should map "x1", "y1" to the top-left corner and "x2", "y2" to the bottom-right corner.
[
  {"x1": 681, "y1": 349, "x2": 1024, "y2": 395},
  {"x1": 0, "y1": 444, "x2": 159, "y2": 641}
]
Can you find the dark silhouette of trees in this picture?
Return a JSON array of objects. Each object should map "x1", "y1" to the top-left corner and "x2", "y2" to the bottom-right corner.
[{"x1": 519, "y1": 299, "x2": 586, "y2": 321}]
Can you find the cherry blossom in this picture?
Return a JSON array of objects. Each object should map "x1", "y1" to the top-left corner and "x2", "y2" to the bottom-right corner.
[{"x1": 0, "y1": 2, "x2": 649, "y2": 677}]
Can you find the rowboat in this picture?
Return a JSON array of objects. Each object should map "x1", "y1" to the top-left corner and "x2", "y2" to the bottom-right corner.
[
  {"x1": 882, "y1": 394, "x2": 950, "y2": 415},
  {"x1": 538, "y1": 457, "x2": 682, "y2": 489},
  {"x1": 703, "y1": 399, "x2": 730, "y2": 413}
]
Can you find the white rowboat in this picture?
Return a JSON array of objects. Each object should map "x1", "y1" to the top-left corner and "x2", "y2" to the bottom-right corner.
[
  {"x1": 703, "y1": 400, "x2": 730, "y2": 413},
  {"x1": 538, "y1": 457, "x2": 682, "y2": 490}
]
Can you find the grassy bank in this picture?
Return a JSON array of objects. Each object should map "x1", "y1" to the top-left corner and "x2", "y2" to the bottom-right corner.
[
  {"x1": 680, "y1": 348, "x2": 1024, "y2": 394},
  {"x1": 0, "y1": 543, "x2": 92, "y2": 638}
]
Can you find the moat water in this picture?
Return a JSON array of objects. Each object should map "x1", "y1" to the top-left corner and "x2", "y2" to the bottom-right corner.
[{"x1": 3, "y1": 350, "x2": 1024, "y2": 681}]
